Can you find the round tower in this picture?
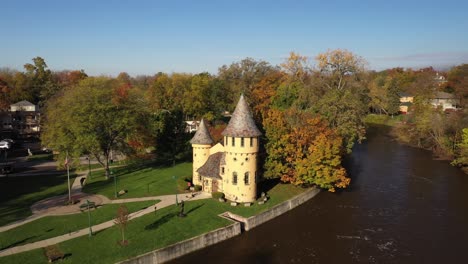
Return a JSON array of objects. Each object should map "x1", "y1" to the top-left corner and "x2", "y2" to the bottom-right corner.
[
  {"x1": 190, "y1": 119, "x2": 213, "y2": 187},
  {"x1": 222, "y1": 94, "x2": 262, "y2": 203}
]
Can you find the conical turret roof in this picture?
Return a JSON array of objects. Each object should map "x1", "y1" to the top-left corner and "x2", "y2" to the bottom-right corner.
[
  {"x1": 222, "y1": 94, "x2": 262, "y2": 137},
  {"x1": 190, "y1": 119, "x2": 214, "y2": 145}
]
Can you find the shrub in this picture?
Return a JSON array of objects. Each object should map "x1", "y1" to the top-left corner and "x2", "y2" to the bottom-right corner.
[
  {"x1": 44, "y1": 245, "x2": 64, "y2": 262},
  {"x1": 194, "y1": 185, "x2": 202, "y2": 191},
  {"x1": 212, "y1": 192, "x2": 224, "y2": 200}
]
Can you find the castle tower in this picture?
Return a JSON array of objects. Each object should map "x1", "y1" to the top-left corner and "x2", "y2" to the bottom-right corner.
[
  {"x1": 221, "y1": 94, "x2": 262, "y2": 203},
  {"x1": 190, "y1": 119, "x2": 213, "y2": 186}
]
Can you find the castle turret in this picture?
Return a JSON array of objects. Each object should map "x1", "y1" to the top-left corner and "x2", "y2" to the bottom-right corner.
[
  {"x1": 190, "y1": 119, "x2": 213, "y2": 186},
  {"x1": 221, "y1": 94, "x2": 261, "y2": 203}
]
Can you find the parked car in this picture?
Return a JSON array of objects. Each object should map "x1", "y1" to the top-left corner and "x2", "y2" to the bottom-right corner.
[{"x1": 0, "y1": 141, "x2": 11, "y2": 149}]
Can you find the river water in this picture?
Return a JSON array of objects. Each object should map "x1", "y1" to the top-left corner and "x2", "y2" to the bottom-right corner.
[{"x1": 172, "y1": 126, "x2": 468, "y2": 263}]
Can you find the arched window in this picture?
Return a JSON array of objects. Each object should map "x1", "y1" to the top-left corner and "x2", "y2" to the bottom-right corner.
[
  {"x1": 241, "y1": 137, "x2": 244, "y2": 147},
  {"x1": 232, "y1": 172, "x2": 238, "y2": 185},
  {"x1": 232, "y1": 137, "x2": 235, "y2": 147},
  {"x1": 244, "y1": 172, "x2": 250, "y2": 185}
]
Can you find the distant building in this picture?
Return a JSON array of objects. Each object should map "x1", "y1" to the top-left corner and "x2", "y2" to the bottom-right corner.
[
  {"x1": 8, "y1": 100, "x2": 40, "y2": 137},
  {"x1": 185, "y1": 120, "x2": 200, "y2": 133},
  {"x1": 430, "y1": 92, "x2": 460, "y2": 111},
  {"x1": 191, "y1": 95, "x2": 261, "y2": 203},
  {"x1": 399, "y1": 93, "x2": 414, "y2": 114}
]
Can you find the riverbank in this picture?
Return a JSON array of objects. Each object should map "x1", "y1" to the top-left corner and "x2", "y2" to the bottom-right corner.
[
  {"x1": 116, "y1": 188, "x2": 320, "y2": 264},
  {"x1": 172, "y1": 123, "x2": 468, "y2": 264}
]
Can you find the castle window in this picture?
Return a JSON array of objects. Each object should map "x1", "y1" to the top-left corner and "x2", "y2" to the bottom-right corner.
[
  {"x1": 221, "y1": 167, "x2": 225, "y2": 174},
  {"x1": 232, "y1": 137, "x2": 235, "y2": 147},
  {"x1": 233, "y1": 172, "x2": 238, "y2": 185},
  {"x1": 199, "y1": 175, "x2": 202, "y2": 181},
  {"x1": 244, "y1": 172, "x2": 250, "y2": 185},
  {"x1": 241, "y1": 137, "x2": 244, "y2": 147},
  {"x1": 250, "y1": 137, "x2": 253, "y2": 147}
]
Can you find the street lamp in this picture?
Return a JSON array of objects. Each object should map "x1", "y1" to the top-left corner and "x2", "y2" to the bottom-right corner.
[
  {"x1": 87, "y1": 155, "x2": 92, "y2": 180},
  {"x1": 172, "y1": 175, "x2": 178, "y2": 206}
]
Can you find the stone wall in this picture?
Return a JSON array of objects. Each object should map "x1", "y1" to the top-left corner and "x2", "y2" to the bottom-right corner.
[
  {"x1": 118, "y1": 222, "x2": 241, "y2": 264},
  {"x1": 226, "y1": 187, "x2": 320, "y2": 231}
]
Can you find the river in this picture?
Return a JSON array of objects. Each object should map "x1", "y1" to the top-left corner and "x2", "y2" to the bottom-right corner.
[{"x1": 171, "y1": 126, "x2": 468, "y2": 263}]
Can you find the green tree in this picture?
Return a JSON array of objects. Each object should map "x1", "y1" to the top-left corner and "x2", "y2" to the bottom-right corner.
[
  {"x1": 452, "y1": 128, "x2": 468, "y2": 167},
  {"x1": 41, "y1": 77, "x2": 144, "y2": 178}
]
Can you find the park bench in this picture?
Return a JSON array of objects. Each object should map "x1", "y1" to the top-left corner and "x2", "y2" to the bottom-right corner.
[{"x1": 79, "y1": 201, "x2": 96, "y2": 211}]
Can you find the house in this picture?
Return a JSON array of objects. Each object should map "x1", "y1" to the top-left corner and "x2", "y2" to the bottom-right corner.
[
  {"x1": 399, "y1": 93, "x2": 414, "y2": 114},
  {"x1": 430, "y1": 92, "x2": 459, "y2": 111},
  {"x1": 185, "y1": 120, "x2": 200, "y2": 133},
  {"x1": 10, "y1": 100, "x2": 40, "y2": 136},
  {"x1": 191, "y1": 95, "x2": 261, "y2": 203}
]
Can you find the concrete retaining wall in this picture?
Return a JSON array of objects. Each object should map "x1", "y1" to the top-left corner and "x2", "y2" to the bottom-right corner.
[
  {"x1": 227, "y1": 187, "x2": 320, "y2": 231},
  {"x1": 118, "y1": 222, "x2": 241, "y2": 264}
]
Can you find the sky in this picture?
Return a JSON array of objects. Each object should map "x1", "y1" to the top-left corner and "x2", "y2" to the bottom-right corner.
[{"x1": 1, "y1": 0, "x2": 468, "y2": 76}]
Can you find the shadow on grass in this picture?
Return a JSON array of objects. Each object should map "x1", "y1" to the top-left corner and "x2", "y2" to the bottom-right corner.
[
  {"x1": 145, "y1": 212, "x2": 177, "y2": 230},
  {"x1": 185, "y1": 203, "x2": 204, "y2": 215},
  {"x1": 0, "y1": 235, "x2": 38, "y2": 250},
  {"x1": 258, "y1": 178, "x2": 280, "y2": 195}
]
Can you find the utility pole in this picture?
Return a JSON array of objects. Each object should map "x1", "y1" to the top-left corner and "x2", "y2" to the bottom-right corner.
[
  {"x1": 66, "y1": 151, "x2": 71, "y2": 204},
  {"x1": 86, "y1": 200, "x2": 93, "y2": 237}
]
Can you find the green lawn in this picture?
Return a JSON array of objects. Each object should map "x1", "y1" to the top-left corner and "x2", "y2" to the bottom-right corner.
[
  {"x1": 0, "y1": 173, "x2": 76, "y2": 226},
  {"x1": 0, "y1": 201, "x2": 157, "y2": 250},
  {"x1": 0, "y1": 199, "x2": 233, "y2": 264},
  {"x1": 225, "y1": 182, "x2": 308, "y2": 217},
  {"x1": 0, "y1": 182, "x2": 309, "y2": 264},
  {"x1": 82, "y1": 163, "x2": 192, "y2": 199}
]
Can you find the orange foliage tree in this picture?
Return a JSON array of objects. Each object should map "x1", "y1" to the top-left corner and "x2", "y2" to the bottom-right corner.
[{"x1": 263, "y1": 108, "x2": 350, "y2": 192}]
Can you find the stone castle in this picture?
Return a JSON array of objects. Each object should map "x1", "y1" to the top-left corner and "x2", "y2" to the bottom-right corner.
[{"x1": 190, "y1": 95, "x2": 261, "y2": 203}]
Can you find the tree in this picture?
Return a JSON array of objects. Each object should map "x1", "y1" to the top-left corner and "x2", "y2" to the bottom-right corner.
[
  {"x1": 452, "y1": 128, "x2": 468, "y2": 168},
  {"x1": 115, "y1": 205, "x2": 129, "y2": 246},
  {"x1": 41, "y1": 77, "x2": 144, "y2": 178},
  {"x1": 218, "y1": 58, "x2": 277, "y2": 109},
  {"x1": 24, "y1": 56, "x2": 60, "y2": 104},
  {"x1": 312, "y1": 49, "x2": 369, "y2": 152},
  {"x1": 263, "y1": 109, "x2": 350, "y2": 191}
]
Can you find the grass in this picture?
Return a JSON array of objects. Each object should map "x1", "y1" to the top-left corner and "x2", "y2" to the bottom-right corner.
[
  {"x1": 25, "y1": 153, "x2": 54, "y2": 162},
  {"x1": 0, "y1": 199, "x2": 233, "y2": 264},
  {"x1": 0, "y1": 201, "x2": 157, "y2": 250},
  {"x1": 364, "y1": 113, "x2": 404, "y2": 126},
  {"x1": 76, "y1": 160, "x2": 126, "y2": 172},
  {"x1": 0, "y1": 182, "x2": 309, "y2": 264},
  {"x1": 82, "y1": 163, "x2": 192, "y2": 200},
  {"x1": 0, "y1": 173, "x2": 76, "y2": 226}
]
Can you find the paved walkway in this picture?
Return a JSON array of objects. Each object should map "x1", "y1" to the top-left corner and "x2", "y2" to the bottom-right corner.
[{"x1": 0, "y1": 168, "x2": 212, "y2": 257}]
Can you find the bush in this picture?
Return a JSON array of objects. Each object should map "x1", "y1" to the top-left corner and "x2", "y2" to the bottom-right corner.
[
  {"x1": 194, "y1": 185, "x2": 202, "y2": 191},
  {"x1": 212, "y1": 192, "x2": 224, "y2": 200},
  {"x1": 44, "y1": 245, "x2": 64, "y2": 262}
]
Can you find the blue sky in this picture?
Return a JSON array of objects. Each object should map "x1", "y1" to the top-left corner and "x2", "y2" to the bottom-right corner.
[{"x1": 1, "y1": 0, "x2": 468, "y2": 76}]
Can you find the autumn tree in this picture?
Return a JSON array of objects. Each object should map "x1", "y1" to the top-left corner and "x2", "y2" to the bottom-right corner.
[
  {"x1": 312, "y1": 49, "x2": 369, "y2": 152},
  {"x1": 218, "y1": 58, "x2": 278, "y2": 109},
  {"x1": 263, "y1": 109, "x2": 350, "y2": 191}
]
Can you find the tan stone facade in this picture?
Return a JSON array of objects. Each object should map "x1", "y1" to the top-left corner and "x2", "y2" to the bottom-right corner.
[{"x1": 191, "y1": 95, "x2": 261, "y2": 203}]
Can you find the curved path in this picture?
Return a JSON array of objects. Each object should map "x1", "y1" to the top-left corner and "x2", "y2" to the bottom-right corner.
[{"x1": 0, "y1": 170, "x2": 211, "y2": 257}]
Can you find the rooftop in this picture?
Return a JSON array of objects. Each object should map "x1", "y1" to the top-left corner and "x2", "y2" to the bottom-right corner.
[
  {"x1": 197, "y1": 152, "x2": 225, "y2": 179},
  {"x1": 222, "y1": 94, "x2": 261, "y2": 138},
  {"x1": 190, "y1": 119, "x2": 214, "y2": 145}
]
